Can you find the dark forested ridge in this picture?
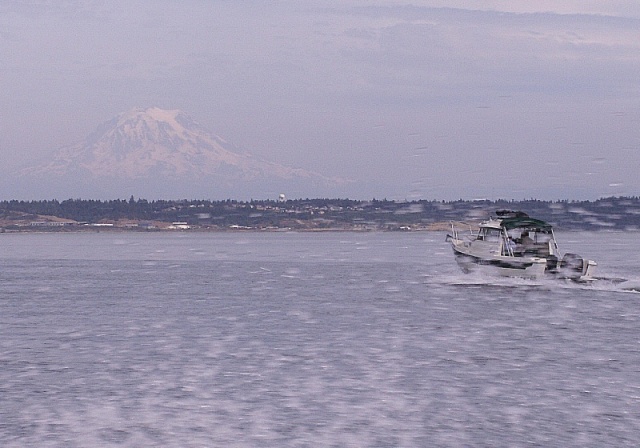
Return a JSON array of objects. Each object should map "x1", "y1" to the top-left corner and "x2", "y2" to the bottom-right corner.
[{"x1": 1, "y1": 196, "x2": 639, "y2": 231}]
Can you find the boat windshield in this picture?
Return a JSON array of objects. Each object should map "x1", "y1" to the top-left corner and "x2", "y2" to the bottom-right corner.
[{"x1": 477, "y1": 227, "x2": 502, "y2": 242}]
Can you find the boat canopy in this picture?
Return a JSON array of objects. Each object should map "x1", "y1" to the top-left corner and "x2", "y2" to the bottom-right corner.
[{"x1": 499, "y1": 216, "x2": 552, "y2": 231}]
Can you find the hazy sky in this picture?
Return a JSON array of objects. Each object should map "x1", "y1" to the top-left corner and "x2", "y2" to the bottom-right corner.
[{"x1": 2, "y1": 1, "x2": 639, "y2": 200}]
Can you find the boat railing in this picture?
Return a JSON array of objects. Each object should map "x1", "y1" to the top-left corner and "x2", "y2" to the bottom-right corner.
[
  {"x1": 446, "y1": 221, "x2": 478, "y2": 242},
  {"x1": 501, "y1": 229, "x2": 515, "y2": 257},
  {"x1": 550, "y1": 229, "x2": 560, "y2": 253}
]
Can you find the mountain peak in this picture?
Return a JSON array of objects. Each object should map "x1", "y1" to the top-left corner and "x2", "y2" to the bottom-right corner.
[
  {"x1": 84, "y1": 107, "x2": 216, "y2": 151},
  {"x1": 116, "y1": 107, "x2": 191, "y2": 132}
]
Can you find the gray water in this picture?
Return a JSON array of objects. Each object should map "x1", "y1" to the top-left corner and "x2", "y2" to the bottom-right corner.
[{"x1": 1, "y1": 231, "x2": 639, "y2": 447}]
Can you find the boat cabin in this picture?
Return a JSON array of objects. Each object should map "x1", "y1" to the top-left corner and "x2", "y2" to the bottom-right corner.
[{"x1": 474, "y1": 213, "x2": 558, "y2": 259}]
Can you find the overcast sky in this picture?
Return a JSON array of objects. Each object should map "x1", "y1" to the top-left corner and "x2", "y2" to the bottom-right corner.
[{"x1": 1, "y1": 1, "x2": 639, "y2": 200}]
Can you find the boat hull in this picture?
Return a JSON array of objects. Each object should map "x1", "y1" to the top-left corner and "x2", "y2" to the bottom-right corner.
[{"x1": 452, "y1": 245, "x2": 547, "y2": 279}]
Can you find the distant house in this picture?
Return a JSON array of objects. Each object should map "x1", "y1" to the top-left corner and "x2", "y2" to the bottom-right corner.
[
  {"x1": 168, "y1": 222, "x2": 191, "y2": 230},
  {"x1": 29, "y1": 221, "x2": 70, "y2": 227}
]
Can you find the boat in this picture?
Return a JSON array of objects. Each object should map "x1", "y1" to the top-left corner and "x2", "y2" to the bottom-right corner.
[{"x1": 446, "y1": 210, "x2": 597, "y2": 281}]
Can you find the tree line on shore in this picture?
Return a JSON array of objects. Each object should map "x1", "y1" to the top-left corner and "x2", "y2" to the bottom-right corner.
[{"x1": 1, "y1": 196, "x2": 639, "y2": 230}]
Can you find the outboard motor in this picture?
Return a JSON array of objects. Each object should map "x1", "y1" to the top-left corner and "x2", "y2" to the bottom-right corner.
[{"x1": 559, "y1": 253, "x2": 585, "y2": 276}]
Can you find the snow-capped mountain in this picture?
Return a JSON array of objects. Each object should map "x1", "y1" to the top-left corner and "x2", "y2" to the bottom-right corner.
[
  {"x1": 26, "y1": 107, "x2": 325, "y2": 181},
  {"x1": 20, "y1": 107, "x2": 346, "y2": 199}
]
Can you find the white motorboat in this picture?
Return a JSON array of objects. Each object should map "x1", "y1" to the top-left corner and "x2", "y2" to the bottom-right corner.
[{"x1": 446, "y1": 210, "x2": 597, "y2": 281}]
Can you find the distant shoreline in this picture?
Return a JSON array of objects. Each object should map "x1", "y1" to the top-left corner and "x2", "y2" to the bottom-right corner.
[
  {"x1": 0, "y1": 223, "x2": 453, "y2": 233},
  {"x1": 1, "y1": 197, "x2": 639, "y2": 232}
]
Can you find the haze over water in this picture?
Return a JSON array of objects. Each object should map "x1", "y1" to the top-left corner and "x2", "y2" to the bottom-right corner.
[{"x1": 1, "y1": 232, "x2": 639, "y2": 446}]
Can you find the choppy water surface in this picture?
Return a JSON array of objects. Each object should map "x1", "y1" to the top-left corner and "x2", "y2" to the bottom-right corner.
[{"x1": 1, "y1": 231, "x2": 639, "y2": 447}]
